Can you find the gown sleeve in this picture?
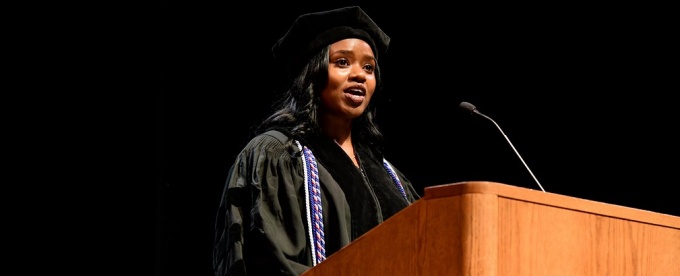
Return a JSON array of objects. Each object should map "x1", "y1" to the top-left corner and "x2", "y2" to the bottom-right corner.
[{"x1": 214, "y1": 133, "x2": 311, "y2": 276}]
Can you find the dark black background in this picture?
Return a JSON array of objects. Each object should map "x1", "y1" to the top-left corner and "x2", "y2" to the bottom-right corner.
[{"x1": 150, "y1": 2, "x2": 678, "y2": 275}]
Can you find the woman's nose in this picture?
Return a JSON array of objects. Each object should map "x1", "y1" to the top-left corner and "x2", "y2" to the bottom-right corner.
[{"x1": 349, "y1": 67, "x2": 366, "y2": 81}]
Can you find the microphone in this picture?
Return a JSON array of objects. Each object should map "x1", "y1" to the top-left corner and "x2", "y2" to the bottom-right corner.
[{"x1": 459, "y1": 101, "x2": 546, "y2": 192}]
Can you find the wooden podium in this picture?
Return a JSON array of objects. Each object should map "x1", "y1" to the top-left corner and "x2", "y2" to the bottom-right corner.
[{"x1": 302, "y1": 181, "x2": 680, "y2": 275}]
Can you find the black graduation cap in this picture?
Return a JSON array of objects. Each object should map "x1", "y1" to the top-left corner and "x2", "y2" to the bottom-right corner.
[{"x1": 272, "y1": 6, "x2": 390, "y2": 74}]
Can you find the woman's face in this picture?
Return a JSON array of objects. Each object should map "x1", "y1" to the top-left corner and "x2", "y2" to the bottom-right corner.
[{"x1": 319, "y1": 38, "x2": 377, "y2": 121}]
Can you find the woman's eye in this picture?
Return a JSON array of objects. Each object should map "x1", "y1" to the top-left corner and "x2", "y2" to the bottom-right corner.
[
  {"x1": 336, "y1": 59, "x2": 349, "y2": 66},
  {"x1": 363, "y1": 64, "x2": 375, "y2": 73}
]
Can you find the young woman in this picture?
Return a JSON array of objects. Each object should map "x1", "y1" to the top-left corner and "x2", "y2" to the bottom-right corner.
[{"x1": 213, "y1": 6, "x2": 420, "y2": 275}]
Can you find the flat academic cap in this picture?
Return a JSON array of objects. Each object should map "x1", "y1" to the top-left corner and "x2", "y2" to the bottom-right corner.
[{"x1": 272, "y1": 6, "x2": 390, "y2": 73}]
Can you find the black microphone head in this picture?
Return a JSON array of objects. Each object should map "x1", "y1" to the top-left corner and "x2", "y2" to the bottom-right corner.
[{"x1": 459, "y1": 101, "x2": 477, "y2": 114}]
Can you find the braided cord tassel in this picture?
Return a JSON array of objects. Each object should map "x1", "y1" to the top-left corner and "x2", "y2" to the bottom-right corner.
[
  {"x1": 296, "y1": 141, "x2": 326, "y2": 265},
  {"x1": 383, "y1": 159, "x2": 409, "y2": 202}
]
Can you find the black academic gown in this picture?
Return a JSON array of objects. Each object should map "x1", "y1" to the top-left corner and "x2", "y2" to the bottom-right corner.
[{"x1": 213, "y1": 130, "x2": 420, "y2": 276}]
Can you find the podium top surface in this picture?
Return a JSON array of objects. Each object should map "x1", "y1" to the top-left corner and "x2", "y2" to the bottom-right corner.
[{"x1": 425, "y1": 181, "x2": 680, "y2": 229}]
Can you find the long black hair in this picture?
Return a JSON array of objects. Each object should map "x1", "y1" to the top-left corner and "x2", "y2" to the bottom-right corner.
[{"x1": 254, "y1": 45, "x2": 387, "y2": 151}]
